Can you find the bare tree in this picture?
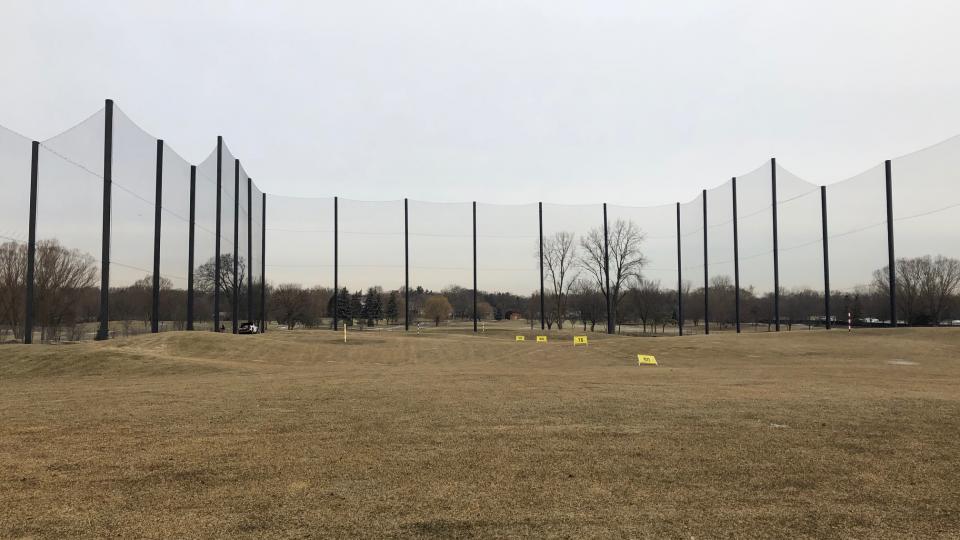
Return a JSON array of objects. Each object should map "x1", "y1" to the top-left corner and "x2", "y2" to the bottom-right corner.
[
  {"x1": 579, "y1": 219, "x2": 646, "y2": 329},
  {"x1": 925, "y1": 256, "x2": 960, "y2": 322},
  {"x1": 540, "y1": 231, "x2": 579, "y2": 329},
  {"x1": 569, "y1": 279, "x2": 605, "y2": 332},
  {"x1": 33, "y1": 240, "x2": 98, "y2": 341},
  {"x1": 442, "y1": 286, "x2": 472, "y2": 320},
  {"x1": 109, "y1": 274, "x2": 175, "y2": 335},
  {"x1": 195, "y1": 254, "x2": 246, "y2": 318},
  {"x1": 874, "y1": 255, "x2": 960, "y2": 324},
  {"x1": 270, "y1": 284, "x2": 311, "y2": 329},
  {"x1": 629, "y1": 278, "x2": 665, "y2": 334},
  {"x1": 709, "y1": 275, "x2": 736, "y2": 329},
  {"x1": 0, "y1": 241, "x2": 26, "y2": 340}
]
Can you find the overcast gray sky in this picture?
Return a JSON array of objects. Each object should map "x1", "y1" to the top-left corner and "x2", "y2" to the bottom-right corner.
[{"x1": 2, "y1": 0, "x2": 959, "y2": 205}]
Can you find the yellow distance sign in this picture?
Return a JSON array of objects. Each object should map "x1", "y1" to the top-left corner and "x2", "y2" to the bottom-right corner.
[
  {"x1": 637, "y1": 354, "x2": 658, "y2": 366},
  {"x1": 536, "y1": 336, "x2": 548, "y2": 343},
  {"x1": 515, "y1": 336, "x2": 526, "y2": 342},
  {"x1": 573, "y1": 336, "x2": 588, "y2": 346}
]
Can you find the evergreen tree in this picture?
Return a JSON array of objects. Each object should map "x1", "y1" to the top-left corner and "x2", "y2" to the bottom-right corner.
[
  {"x1": 350, "y1": 291, "x2": 364, "y2": 326},
  {"x1": 329, "y1": 287, "x2": 351, "y2": 326},
  {"x1": 364, "y1": 287, "x2": 383, "y2": 325},
  {"x1": 386, "y1": 291, "x2": 399, "y2": 323}
]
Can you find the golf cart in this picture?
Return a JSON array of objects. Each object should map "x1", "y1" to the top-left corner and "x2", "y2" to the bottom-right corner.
[{"x1": 238, "y1": 321, "x2": 259, "y2": 334}]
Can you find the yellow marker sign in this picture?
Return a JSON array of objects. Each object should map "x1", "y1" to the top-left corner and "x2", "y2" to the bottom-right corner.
[
  {"x1": 536, "y1": 335, "x2": 547, "y2": 343},
  {"x1": 573, "y1": 336, "x2": 588, "y2": 346},
  {"x1": 515, "y1": 336, "x2": 525, "y2": 341},
  {"x1": 637, "y1": 354, "x2": 658, "y2": 366}
]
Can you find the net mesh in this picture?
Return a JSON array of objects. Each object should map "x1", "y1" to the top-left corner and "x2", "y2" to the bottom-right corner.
[
  {"x1": 336, "y1": 198, "x2": 404, "y2": 328},
  {"x1": 219, "y1": 143, "x2": 237, "y2": 329},
  {"x1": 476, "y1": 203, "x2": 538, "y2": 298},
  {"x1": 159, "y1": 143, "x2": 191, "y2": 331},
  {"x1": 472, "y1": 203, "x2": 537, "y2": 328},
  {"x1": 827, "y1": 164, "x2": 888, "y2": 323},
  {"x1": 706, "y1": 180, "x2": 735, "y2": 331},
  {"x1": 35, "y1": 108, "x2": 105, "y2": 341},
  {"x1": 890, "y1": 136, "x2": 960, "y2": 325},
  {"x1": 892, "y1": 137, "x2": 960, "y2": 260},
  {"x1": 264, "y1": 195, "x2": 333, "y2": 288},
  {"x1": 407, "y1": 200, "x2": 473, "y2": 325},
  {"x1": 193, "y1": 149, "x2": 218, "y2": 330},
  {"x1": 678, "y1": 193, "x2": 704, "y2": 334},
  {"x1": 734, "y1": 162, "x2": 774, "y2": 330},
  {"x1": 541, "y1": 203, "x2": 604, "y2": 332},
  {"x1": 339, "y1": 198, "x2": 404, "y2": 292},
  {"x1": 263, "y1": 194, "x2": 334, "y2": 328},
  {"x1": 237, "y1": 163, "x2": 250, "y2": 323},
  {"x1": 775, "y1": 164, "x2": 824, "y2": 329},
  {"x1": 0, "y1": 125, "x2": 34, "y2": 342},
  {"x1": 8, "y1": 101, "x2": 960, "y2": 339},
  {"x1": 109, "y1": 108, "x2": 160, "y2": 335},
  {"x1": 250, "y1": 181, "x2": 264, "y2": 328},
  {"x1": 607, "y1": 203, "x2": 678, "y2": 335}
]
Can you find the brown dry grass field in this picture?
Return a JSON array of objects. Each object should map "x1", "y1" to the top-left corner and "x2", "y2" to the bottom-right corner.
[{"x1": 1, "y1": 325, "x2": 959, "y2": 538}]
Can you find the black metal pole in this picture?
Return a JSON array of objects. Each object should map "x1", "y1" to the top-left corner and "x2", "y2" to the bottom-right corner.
[
  {"x1": 473, "y1": 201, "x2": 478, "y2": 333},
  {"x1": 702, "y1": 189, "x2": 709, "y2": 335},
  {"x1": 771, "y1": 158, "x2": 780, "y2": 332},
  {"x1": 333, "y1": 196, "x2": 338, "y2": 331},
  {"x1": 676, "y1": 202, "x2": 683, "y2": 336},
  {"x1": 885, "y1": 159, "x2": 897, "y2": 327},
  {"x1": 539, "y1": 202, "x2": 545, "y2": 330},
  {"x1": 732, "y1": 178, "x2": 741, "y2": 334},
  {"x1": 404, "y1": 198, "x2": 409, "y2": 331},
  {"x1": 247, "y1": 177, "x2": 253, "y2": 324},
  {"x1": 232, "y1": 159, "x2": 239, "y2": 334},
  {"x1": 214, "y1": 136, "x2": 222, "y2": 333},
  {"x1": 151, "y1": 139, "x2": 163, "y2": 333},
  {"x1": 95, "y1": 99, "x2": 114, "y2": 341},
  {"x1": 187, "y1": 166, "x2": 196, "y2": 330},
  {"x1": 603, "y1": 203, "x2": 612, "y2": 334},
  {"x1": 821, "y1": 185, "x2": 831, "y2": 330},
  {"x1": 261, "y1": 193, "x2": 267, "y2": 332},
  {"x1": 24, "y1": 141, "x2": 39, "y2": 344}
]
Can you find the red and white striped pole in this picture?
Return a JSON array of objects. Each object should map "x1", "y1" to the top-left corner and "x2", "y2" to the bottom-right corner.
[{"x1": 847, "y1": 311, "x2": 852, "y2": 332}]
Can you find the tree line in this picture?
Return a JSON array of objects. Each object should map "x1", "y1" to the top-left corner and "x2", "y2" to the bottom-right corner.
[{"x1": 4, "y1": 232, "x2": 960, "y2": 341}]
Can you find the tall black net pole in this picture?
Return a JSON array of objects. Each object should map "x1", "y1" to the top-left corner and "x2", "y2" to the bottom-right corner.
[
  {"x1": 676, "y1": 202, "x2": 683, "y2": 336},
  {"x1": 247, "y1": 177, "x2": 253, "y2": 323},
  {"x1": 187, "y1": 166, "x2": 196, "y2": 330},
  {"x1": 232, "y1": 159, "x2": 239, "y2": 334},
  {"x1": 472, "y1": 201, "x2": 478, "y2": 333},
  {"x1": 95, "y1": 99, "x2": 114, "y2": 341},
  {"x1": 214, "y1": 136, "x2": 222, "y2": 333},
  {"x1": 702, "y1": 189, "x2": 709, "y2": 335},
  {"x1": 151, "y1": 139, "x2": 164, "y2": 334},
  {"x1": 24, "y1": 141, "x2": 39, "y2": 344},
  {"x1": 603, "y1": 203, "x2": 612, "y2": 334},
  {"x1": 404, "y1": 198, "x2": 409, "y2": 332},
  {"x1": 260, "y1": 193, "x2": 266, "y2": 332},
  {"x1": 539, "y1": 202, "x2": 545, "y2": 330},
  {"x1": 771, "y1": 158, "x2": 780, "y2": 331},
  {"x1": 885, "y1": 160, "x2": 897, "y2": 327},
  {"x1": 333, "y1": 196, "x2": 338, "y2": 331},
  {"x1": 821, "y1": 185, "x2": 831, "y2": 330},
  {"x1": 732, "y1": 177, "x2": 741, "y2": 334}
]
